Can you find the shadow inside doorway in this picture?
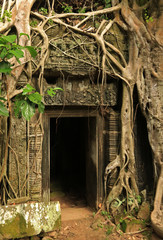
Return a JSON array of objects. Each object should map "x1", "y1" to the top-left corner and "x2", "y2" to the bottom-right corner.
[{"x1": 50, "y1": 117, "x2": 95, "y2": 208}]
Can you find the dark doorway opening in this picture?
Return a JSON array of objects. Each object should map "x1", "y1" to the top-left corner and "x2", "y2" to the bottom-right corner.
[{"x1": 50, "y1": 117, "x2": 97, "y2": 207}]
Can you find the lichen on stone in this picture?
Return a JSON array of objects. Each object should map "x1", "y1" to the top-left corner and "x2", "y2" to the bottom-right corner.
[{"x1": 0, "y1": 201, "x2": 61, "y2": 239}]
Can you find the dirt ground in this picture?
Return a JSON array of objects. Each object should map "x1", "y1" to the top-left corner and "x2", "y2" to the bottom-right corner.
[{"x1": 41, "y1": 191, "x2": 162, "y2": 240}]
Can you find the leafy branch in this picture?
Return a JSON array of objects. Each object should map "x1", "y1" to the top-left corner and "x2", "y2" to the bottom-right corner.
[
  {"x1": 47, "y1": 87, "x2": 63, "y2": 97},
  {"x1": 0, "y1": 33, "x2": 37, "y2": 117},
  {"x1": 14, "y1": 84, "x2": 44, "y2": 121},
  {"x1": 0, "y1": 34, "x2": 37, "y2": 74}
]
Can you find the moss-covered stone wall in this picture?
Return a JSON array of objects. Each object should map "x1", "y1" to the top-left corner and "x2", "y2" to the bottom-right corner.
[{"x1": 0, "y1": 201, "x2": 61, "y2": 239}]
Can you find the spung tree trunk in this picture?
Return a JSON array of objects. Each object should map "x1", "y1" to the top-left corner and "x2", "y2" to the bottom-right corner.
[
  {"x1": 0, "y1": 0, "x2": 162, "y2": 237},
  {"x1": 0, "y1": 0, "x2": 36, "y2": 96}
]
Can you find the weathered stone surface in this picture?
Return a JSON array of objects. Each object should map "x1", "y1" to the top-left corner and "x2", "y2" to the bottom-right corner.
[
  {"x1": 9, "y1": 112, "x2": 27, "y2": 198},
  {"x1": 125, "y1": 219, "x2": 146, "y2": 233},
  {"x1": 137, "y1": 202, "x2": 150, "y2": 221},
  {"x1": 47, "y1": 231, "x2": 58, "y2": 238},
  {"x1": 0, "y1": 201, "x2": 61, "y2": 239},
  {"x1": 45, "y1": 37, "x2": 98, "y2": 76},
  {"x1": 43, "y1": 78, "x2": 118, "y2": 107},
  {"x1": 28, "y1": 113, "x2": 43, "y2": 201}
]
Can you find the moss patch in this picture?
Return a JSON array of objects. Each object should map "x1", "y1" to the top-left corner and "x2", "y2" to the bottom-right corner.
[
  {"x1": 0, "y1": 213, "x2": 36, "y2": 239},
  {"x1": 0, "y1": 201, "x2": 61, "y2": 238},
  {"x1": 125, "y1": 219, "x2": 146, "y2": 233}
]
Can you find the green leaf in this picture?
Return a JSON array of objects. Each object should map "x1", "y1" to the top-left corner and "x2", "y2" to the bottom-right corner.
[
  {"x1": 28, "y1": 92, "x2": 42, "y2": 104},
  {"x1": 47, "y1": 87, "x2": 63, "y2": 97},
  {"x1": 38, "y1": 102, "x2": 45, "y2": 113},
  {"x1": 106, "y1": 226, "x2": 113, "y2": 235},
  {"x1": 25, "y1": 46, "x2": 37, "y2": 58},
  {"x1": 22, "y1": 84, "x2": 36, "y2": 95},
  {"x1": 47, "y1": 88, "x2": 56, "y2": 97},
  {"x1": 14, "y1": 94, "x2": 24, "y2": 101},
  {"x1": 20, "y1": 33, "x2": 30, "y2": 40},
  {"x1": 6, "y1": 53, "x2": 14, "y2": 59},
  {"x1": 9, "y1": 49, "x2": 24, "y2": 59},
  {"x1": 21, "y1": 100, "x2": 35, "y2": 121},
  {"x1": 0, "y1": 38, "x2": 6, "y2": 44},
  {"x1": 121, "y1": 220, "x2": 127, "y2": 233},
  {"x1": 0, "y1": 61, "x2": 12, "y2": 73},
  {"x1": 14, "y1": 99, "x2": 25, "y2": 117},
  {"x1": 53, "y1": 87, "x2": 63, "y2": 91},
  {"x1": 0, "y1": 47, "x2": 8, "y2": 59},
  {"x1": 136, "y1": 195, "x2": 142, "y2": 204},
  {"x1": 12, "y1": 43, "x2": 24, "y2": 49},
  {"x1": 0, "y1": 97, "x2": 6, "y2": 101},
  {"x1": 1, "y1": 34, "x2": 17, "y2": 43},
  {"x1": 0, "y1": 101, "x2": 9, "y2": 116}
]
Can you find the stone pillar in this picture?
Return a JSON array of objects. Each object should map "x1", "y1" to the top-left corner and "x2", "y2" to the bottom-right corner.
[{"x1": 9, "y1": 112, "x2": 27, "y2": 200}]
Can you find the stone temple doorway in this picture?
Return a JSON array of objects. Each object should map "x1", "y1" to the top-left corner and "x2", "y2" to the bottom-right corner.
[
  {"x1": 50, "y1": 117, "x2": 93, "y2": 207},
  {"x1": 42, "y1": 109, "x2": 104, "y2": 209}
]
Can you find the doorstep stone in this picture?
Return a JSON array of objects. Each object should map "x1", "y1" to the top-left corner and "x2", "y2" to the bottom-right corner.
[{"x1": 0, "y1": 201, "x2": 61, "y2": 239}]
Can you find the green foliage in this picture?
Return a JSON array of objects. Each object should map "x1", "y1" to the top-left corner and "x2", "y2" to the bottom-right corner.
[
  {"x1": 47, "y1": 87, "x2": 63, "y2": 97},
  {"x1": 142, "y1": 229, "x2": 152, "y2": 238},
  {"x1": 61, "y1": 2, "x2": 73, "y2": 13},
  {"x1": 0, "y1": 7, "x2": 12, "y2": 22},
  {"x1": 106, "y1": 226, "x2": 113, "y2": 235},
  {"x1": 48, "y1": 19, "x2": 54, "y2": 25},
  {"x1": 14, "y1": 84, "x2": 44, "y2": 120},
  {"x1": 136, "y1": 195, "x2": 142, "y2": 204},
  {"x1": 25, "y1": 46, "x2": 37, "y2": 58},
  {"x1": 0, "y1": 61, "x2": 12, "y2": 74},
  {"x1": 104, "y1": 0, "x2": 112, "y2": 8},
  {"x1": 101, "y1": 14, "x2": 109, "y2": 20},
  {"x1": 144, "y1": 8, "x2": 153, "y2": 23},
  {"x1": 19, "y1": 33, "x2": 30, "y2": 40},
  {"x1": 0, "y1": 33, "x2": 63, "y2": 120},
  {"x1": 0, "y1": 34, "x2": 17, "y2": 43},
  {"x1": 39, "y1": 7, "x2": 48, "y2": 15},
  {"x1": 78, "y1": 7, "x2": 86, "y2": 13},
  {"x1": 116, "y1": 223, "x2": 121, "y2": 231},
  {"x1": 13, "y1": 86, "x2": 63, "y2": 120},
  {"x1": 30, "y1": 20, "x2": 38, "y2": 27},
  {"x1": 97, "y1": 223, "x2": 103, "y2": 228},
  {"x1": 128, "y1": 194, "x2": 142, "y2": 206},
  {"x1": 0, "y1": 34, "x2": 37, "y2": 118},
  {"x1": 38, "y1": 102, "x2": 45, "y2": 113},
  {"x1": 119, "y1": 218, "x2": 127, "y2": 233},
  {"x1": 101, "y1": 211, "x2": 111, "y2": 219},
  {"x1": 112, "y1": 198, "x2": 126, "y2": 208},
  {"x1": 0, "y1": 97, "x2": 9, "y2": 116},
  {"x1": 0, "y1": 34, "x2": 37, "y2": 74}
]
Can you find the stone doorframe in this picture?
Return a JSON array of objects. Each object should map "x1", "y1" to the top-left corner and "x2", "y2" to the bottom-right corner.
[{"x1": 42, "y1": 107, "x2": 104, "y2": 209}]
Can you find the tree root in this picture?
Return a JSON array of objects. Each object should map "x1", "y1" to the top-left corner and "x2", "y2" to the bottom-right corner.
[
  {"x1": 151, "y1": 163, "x2": 163, "y2": 238},
  {"x1": 104, "y1": 155, "x2": 120, "y2": 198}
]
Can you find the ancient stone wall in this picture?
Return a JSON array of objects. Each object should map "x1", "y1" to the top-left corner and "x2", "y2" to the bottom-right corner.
[
  {"x1": 9, "y1": 112, "x2": 27, "y2": 199},
  {"x1": 7, "y1": 23, "x2": 124, "y2": 202}
]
